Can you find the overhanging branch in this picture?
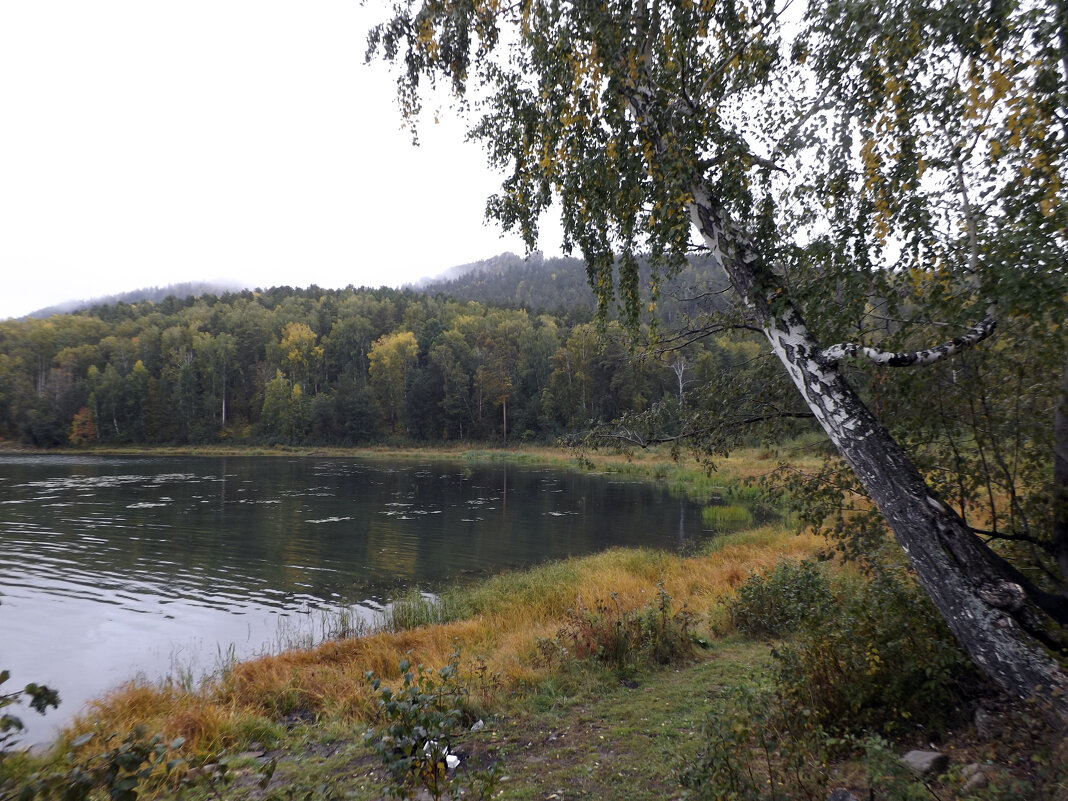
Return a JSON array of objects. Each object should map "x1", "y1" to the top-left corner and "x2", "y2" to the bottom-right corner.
[
  {"x1": 603, "y1": 408, "x2": 815, "y2": 449},
  {"x1": 819, "y1": 313, "x2": 996, "y2": 367}
]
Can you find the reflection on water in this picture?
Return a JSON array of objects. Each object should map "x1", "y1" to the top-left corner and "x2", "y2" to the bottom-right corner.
[{"x1": 0, "y1": 455, "x2": 708, "y2": 742}]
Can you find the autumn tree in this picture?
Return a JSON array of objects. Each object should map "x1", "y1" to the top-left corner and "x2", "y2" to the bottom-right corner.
[
  {"x1": 260, "y1": 370, "x2": 308, "y2": 440},
  {"x1": 369, "y1": 0, "x2": 1068, "y2": 715},
  {"x1": 67, "y1": 406, "x2": 96, "y2": 446},
  {"x1": 368, "y1": 330, "x2": 420, "y2": 433},
  {"x1": 280, "y1": 321, "x2": 323, "y2": 393}
]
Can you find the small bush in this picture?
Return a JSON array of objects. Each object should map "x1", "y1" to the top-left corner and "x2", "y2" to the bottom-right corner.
[
  {"x1": 681, "y1": 686, "x2": 944, "y2": 801},
  {"x1": 0, "y1": 669, "x2": 59, "y2": 757},
  {"x1": 641, "y1": 582, "x2": 698, "y2": 665},
  {"x1": 15, "y1": 727, "x2": 189, "y2": 801},
  {"x1": 364, "y1": 653, "x2": 469, "y2": 801},
  {"x1": 774, "y1": 566, "x2": 975, "y2": 734},
  {"x1": 680, "y1": 682, "x2": 831, "y2": 801},
  {"x1": 724, "y1": 556, "x2": 974, "y2": 735},
  {"x1": 727, "y1": 559, "x2": 833, "y2": 638},
  {"x1": 562, "y1": 581, "x2": 695, "y2": 678}
]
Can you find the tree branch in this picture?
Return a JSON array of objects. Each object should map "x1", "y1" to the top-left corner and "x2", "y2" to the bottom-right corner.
[
  {"x1": 972, "y1": 526, "x2": 1057, "y2": 554},
  {"x1": 769, "y1": 82, "x2": 832, "y2": 165},
  {"x1": 818, "y1": 313, "x2": 996, "y2": 367}
]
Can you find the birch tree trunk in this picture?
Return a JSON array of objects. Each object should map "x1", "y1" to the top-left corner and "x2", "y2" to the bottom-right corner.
[{"x1": 690, "y1": 188, "x2": 1068, "y2": 721}]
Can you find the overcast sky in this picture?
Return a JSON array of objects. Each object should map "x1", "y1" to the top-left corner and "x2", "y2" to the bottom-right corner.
[{"x1": 0, "y1": 1, "x2": 563, "y2": 321}]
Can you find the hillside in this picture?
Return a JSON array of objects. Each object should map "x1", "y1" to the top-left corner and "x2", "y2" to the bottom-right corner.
[
  {"x1": 23, "y1": 281, "x2": 249, "y2": 320},
  {"x1": 418, "y1": 251, "x2": 732, "y2": 323},
  {"x1": 0, "y1": 255, "x2": 776, "y2": 448}
]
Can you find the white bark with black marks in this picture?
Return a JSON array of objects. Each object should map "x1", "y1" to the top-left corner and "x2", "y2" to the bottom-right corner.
[{"x1": 820, "y1": 315, "x2": 997, "y2": 367}]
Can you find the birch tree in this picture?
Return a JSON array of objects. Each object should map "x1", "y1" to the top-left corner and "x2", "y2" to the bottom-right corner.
[
  {"x1": 368, "y1": 0, "x2": 1068, "y2": 716},
  {"x1": 368, "y1": 330, "x2": 420, "y2": 433}
]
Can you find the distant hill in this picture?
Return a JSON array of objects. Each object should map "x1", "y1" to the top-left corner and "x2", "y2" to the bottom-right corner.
[
  {"x1": 24, "y1": 251, "x2": 731, "y2": 323},
  {"x1": 417, "y1": 252, "x2": 596, "y2": 313},
  {"x1": 24, "y1": 281, "x2": 249, "y2": 319},
  {"x1": 418, "y1": 251, "x2": 732, "y2": 322},
  {"x1": 421, "y1": 251, "x2": 544, "y2": 283}
]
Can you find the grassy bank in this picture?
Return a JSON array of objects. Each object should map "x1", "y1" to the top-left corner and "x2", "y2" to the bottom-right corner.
[
  {"x1": 60, "y1": 523, "x2": 819, "y2": 756},
  {"x1": 4, "y1": 537, "x2": 1065, "y2": 798},
  {"x1": 7, "y1": 521, "x2": 1063, "y2": 800},
  {"x1": 0, "y1": 444, "x2": 824, "y2": 798},
  {"x1": 19, "y1": 444, "x2": 1058, "y2": 799}
]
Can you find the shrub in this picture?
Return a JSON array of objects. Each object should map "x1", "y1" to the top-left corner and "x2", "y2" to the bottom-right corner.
[
  {"x1": 0, "y1": 670, "x2": 59, "y2": 757},
  {"x1": 680, "y1": 682, "x2": 830, "y2": 801},
  {"x1": 364, "y1": 654, "x2": 469, "y2": 801},
  {"x1": 727, "y1": 559, "x2": 833, "y2": 638},
  {"x1": 562, "y1": 581, "x2": 695, "y2": 678},
  {"x1": 681, "y1": 686, "x2": 943, "y2": 801},
  {"x1": 641, "y1": 582, "x2": 698, "y2": 665},
  {"x1": 14, "y1": 728, "x2": 190, "y2": 801},
  {"x1": 773, "y1": 566, "x2": 976, "y2": 734},
  {"x1": 725, "y1": 555, "x2": 974, "y2": 734}
]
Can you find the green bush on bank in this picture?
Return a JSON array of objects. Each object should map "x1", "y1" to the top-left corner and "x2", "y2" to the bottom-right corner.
[
  {"x1": 727, "y1": 557, "x2": 975, "y2": 735},
  {"x1": 680, "y1": 684, "x2": 944, "y2": 801},
  {"x1": 683, "y1": 559, "x2": 981, "y2": 800},
  {"x1": 727, "y1": 559, "x2": 833, "y2": 638},
  {"x1": 773, "y1": 564, "x2": 975, "y2": 735}
]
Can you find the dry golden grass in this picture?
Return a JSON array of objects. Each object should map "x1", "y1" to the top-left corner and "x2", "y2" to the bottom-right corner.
[{"x1": 68, "y1": 523, "x2": 819, "y2": 755}]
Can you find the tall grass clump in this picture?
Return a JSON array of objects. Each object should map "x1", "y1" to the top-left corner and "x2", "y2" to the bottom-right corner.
[
  {"x1": 379, "y1": 589, "x2": 469, "y2": 632},
  {"x1": 701, "y1": 503, "x2": 754, "y2": 531}
]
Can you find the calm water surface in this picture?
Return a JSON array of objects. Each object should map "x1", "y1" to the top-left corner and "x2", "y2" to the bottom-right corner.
[{"x1": 0, "y1": 455, "x2": 708, "y2": 742}]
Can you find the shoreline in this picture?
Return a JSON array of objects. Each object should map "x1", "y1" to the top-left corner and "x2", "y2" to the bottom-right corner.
[
  {"x1": 0, "y1": 440, "x2": 823, "y2": 506},
  {"x1": 1, "y1": 443, "x2": 825, "y2": 796},
  {"x1": 59, "y1": 522, "x2": 817, "y2": 752}
]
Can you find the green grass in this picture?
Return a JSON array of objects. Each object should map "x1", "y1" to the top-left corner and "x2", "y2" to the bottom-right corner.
[
  {"x1": 103, "y1": 639, "x2": 777, "y2": 801},
  {"x1": 376, "y1": 588, "x2": 470, "y2": 632},
  {"x1": 701, "y1": 503, "x2": 755, "y2": 530}
]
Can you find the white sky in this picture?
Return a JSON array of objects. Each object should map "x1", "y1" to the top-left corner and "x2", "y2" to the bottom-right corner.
[{"x1": 0, "y1": 1, "x2": 562, "y2": 321}]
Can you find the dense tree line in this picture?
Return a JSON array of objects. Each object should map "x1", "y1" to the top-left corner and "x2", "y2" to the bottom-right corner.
[{"x1": 0, "y1": 262, "x2": 754, "y2": 448}]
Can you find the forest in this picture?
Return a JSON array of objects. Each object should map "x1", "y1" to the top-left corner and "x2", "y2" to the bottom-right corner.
[{"x1": 0, "y1": 254, "x2": 750, "y2": 448}]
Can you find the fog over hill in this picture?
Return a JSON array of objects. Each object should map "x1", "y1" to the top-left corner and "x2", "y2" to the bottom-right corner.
[
  {"x1": 24, "y1": 281, "x2": 250, "y2": 320},
  {"x1": 23, "y1": 250, "x2": 729, "y2": 321},
  {"x1": 21, "y1": 254, "x2": 547, "y2": 320},
  {"x1": 20, "y1": 254, "x2": 523, "y2": 320}
]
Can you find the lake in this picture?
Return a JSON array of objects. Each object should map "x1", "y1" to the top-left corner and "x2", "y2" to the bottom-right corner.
[{"x1": 0, "y1": 454, "x2": 710, "y2": 743}]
